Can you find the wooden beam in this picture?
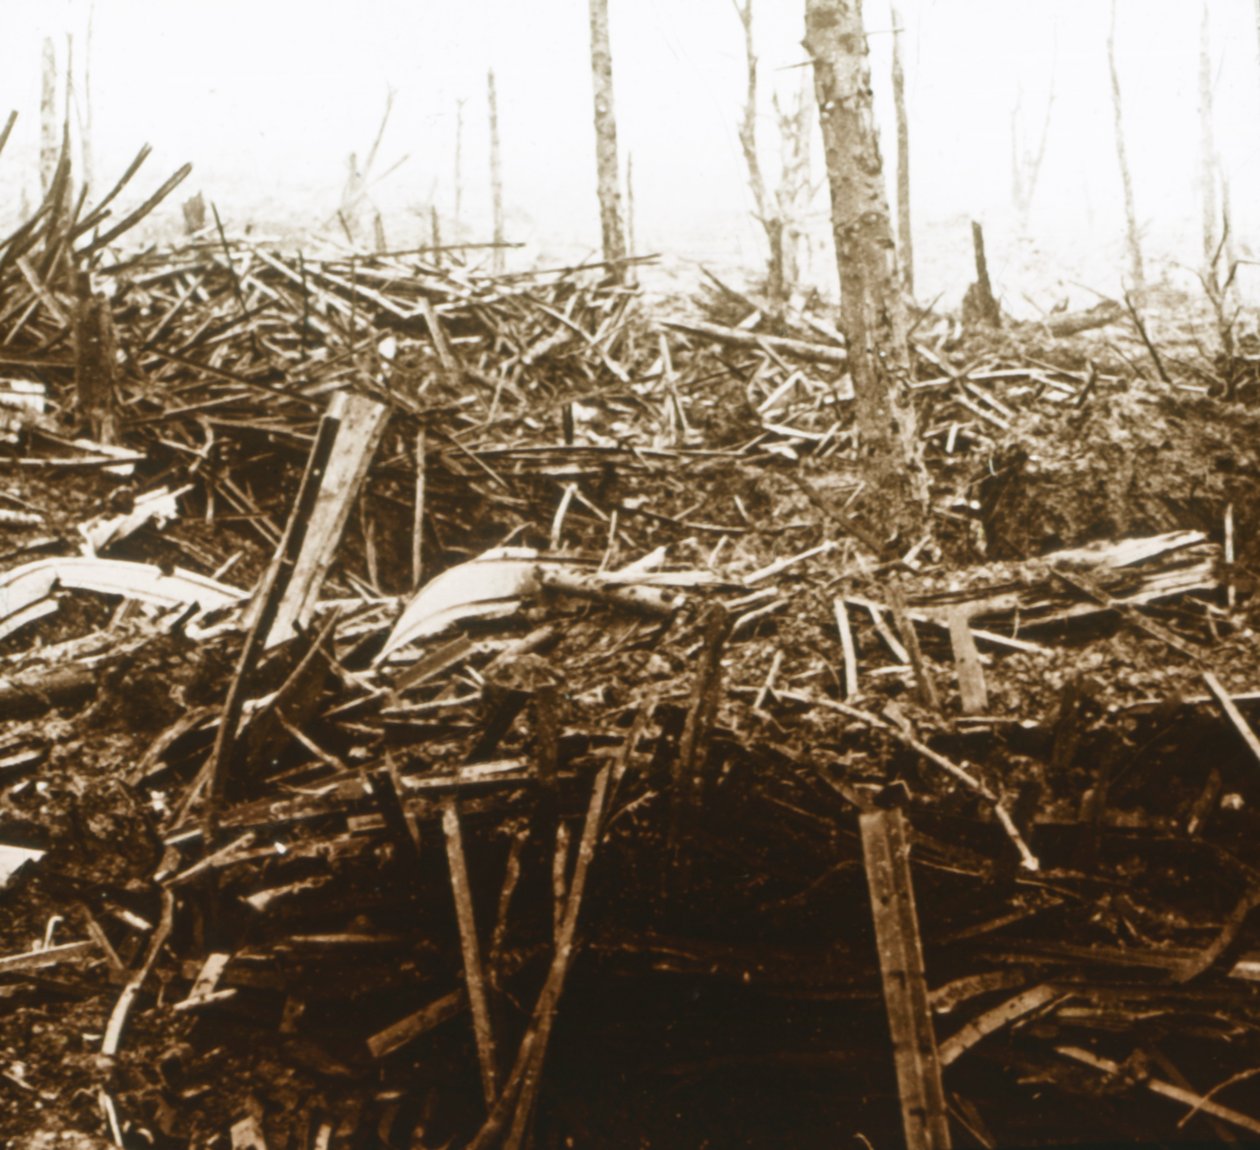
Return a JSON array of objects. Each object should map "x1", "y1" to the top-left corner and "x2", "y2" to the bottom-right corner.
[{"x1": 861, "y1": 807, "x2": 952, "y2": 1150}]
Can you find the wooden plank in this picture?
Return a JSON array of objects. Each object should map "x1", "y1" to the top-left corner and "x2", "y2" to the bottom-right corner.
[
  {"x1": 0, "y1": 939, "x2": 95, "y2": 974},
  {"x1": 947, "y1": 608, "x2": 987, "y2": 715},
  {"x1": 860, "y1": 807, "x2": 952, "y2": 1150},
  {"x1": 888, "y1": 585, "x2": 940, "y2": 712},
  {"x1": 367, "y1": 989, "x2": 467, "y2": 1059},
  {"x1": 264, "y1": 391, "x2": 389, "y2": 647},
  {"x1": 834, "y1": 597, "x2": 859, "y2": 698},
  {"x1": 938, "y1": 984, "x2": 1058, "y2": 1066}
]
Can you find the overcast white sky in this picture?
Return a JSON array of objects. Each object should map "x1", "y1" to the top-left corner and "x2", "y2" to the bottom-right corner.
[{"x1": 0, "y1": 1, "x2": 1258, "y2": 305}]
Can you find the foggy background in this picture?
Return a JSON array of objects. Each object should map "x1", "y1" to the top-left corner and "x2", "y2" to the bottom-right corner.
[{"x1": 1, "y1": 0, "x2": 1257, "y2": 312}]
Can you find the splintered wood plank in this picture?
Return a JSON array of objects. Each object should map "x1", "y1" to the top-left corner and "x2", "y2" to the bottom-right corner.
[
  {"x1": 442, "y1": 799, "x2": 500, "y2": 1108},
  {"x1": 265, "y1": 391, "x2": 389, "y2": 647},
  {"x1": 946, "y1": 608, "x2": 987, "y2": 715},
  {"x1": 860, "y1": 807, "x2": 952, "y2": 1150}
]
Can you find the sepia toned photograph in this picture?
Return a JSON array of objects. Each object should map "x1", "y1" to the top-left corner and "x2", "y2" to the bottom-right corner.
[{"x1": 0, "y1": 1, "x2": 1259, "y2": 1147}]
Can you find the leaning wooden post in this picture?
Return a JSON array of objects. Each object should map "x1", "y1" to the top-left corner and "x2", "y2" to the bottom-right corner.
[
  {"x1": 803, "y1": 0, "x2": 929, "y2": 549},
  {"x1": 588, "y1": 0, "x2": 627, "y2": 278},
  {"x1": 861, "y1": 806, "x2": 952, "y2": 1150}
]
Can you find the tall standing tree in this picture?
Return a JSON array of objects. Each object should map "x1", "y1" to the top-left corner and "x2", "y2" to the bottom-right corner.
[
  {"x1": 1107, "y1": 0, "x2": 1144, "y2": 289},
  {"x1": 804, "y1": 0, "x2": 929, "y2": 548},
  {"x1": 588, "y1": 0, "x2": 627, "y2": 277},
  {"x1": 891, "y1": 4, "x2": 913, "y2": 296}
]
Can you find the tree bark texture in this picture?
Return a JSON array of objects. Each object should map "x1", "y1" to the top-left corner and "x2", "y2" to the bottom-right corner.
[
  {"x1": 588, "y1": 0, "x2": 627, "y2": 277},
  {"x1": 803, "y1": 0, "x2": 928, "y2": 547}
]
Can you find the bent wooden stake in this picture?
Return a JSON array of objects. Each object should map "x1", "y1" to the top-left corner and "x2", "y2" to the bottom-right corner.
[{"x1": 861, "y1": 807, "x2": 952, "y2": 1150}]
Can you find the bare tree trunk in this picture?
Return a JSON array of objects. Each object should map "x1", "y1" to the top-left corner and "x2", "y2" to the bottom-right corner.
[
  {"x1": 1199, "y1": 3, "x2": 1217, "y2": 268},
  {"x1": 81, "y1": 3, "x2": 95, "y2": 192},
  {"x1": 588, "y1": 0, "x2": 627, "y2": 277},
  {"x1": 625, "y1": 152, "x2": 637, "y2": 285},
  {"x1": 1107, "y1": 0, "x2": 1144, "y2": 289},
  {"x1": 774, "y1": 78, "x2": 813, "y2": 288},
  {"x1": 453, "y1": 98, "x2": 465, "y2": 236},
  {"x1": 804, "y1": 0, "x2": 929, "y2": 549},
  {"x1": 340, "y1": 152, "x2": 364, "y2": 243},
  {"x1": 891, "y1": 4, "x2": 913, "y2": 297},
  {"x1": 1009, "y1": 38, "x2": 1056, "y2": 237},
  {"x1": 488, "y1": 70, "x2": 505, "y2": 273},
  {"x1": 39, "y1": 38, "x2": 59, "y2": 198},
  {"x1": 734, "y1": 0, "x2": 786, "y2": 301}
]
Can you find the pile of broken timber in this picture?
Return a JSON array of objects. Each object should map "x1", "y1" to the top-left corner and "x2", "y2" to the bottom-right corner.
[{"x1": 0, "y1": 171, "x2": 1259, "y2": 1147}]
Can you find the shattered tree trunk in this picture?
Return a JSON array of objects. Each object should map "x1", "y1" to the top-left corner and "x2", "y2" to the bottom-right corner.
[
  {"x1": 963, "y1": 221, "x2": 1001, "y2": 328},
  {"x1": 891, "y1": 4, "x2": 913, "y2": 296},
  {"x1": 1199, "y1": 4, "x2": 1217, "y2": 269},
  {"x1": 488, "y1": 70, "x2": 506, "y2": 274},
  {"x1": 1107, "y1": 0, "x2": 1144, "y2": 289},
  {"x1": 804, "y1": 0, "x2": 929, "y2": 547},
  {"x1": 588, "y1": 0, "x2": 627, "y2": 278}
]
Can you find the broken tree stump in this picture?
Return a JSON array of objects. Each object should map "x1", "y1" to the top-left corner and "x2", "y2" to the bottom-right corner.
[{"x1": 961, "y1": 220, "x2": 1000, "y2": 329}]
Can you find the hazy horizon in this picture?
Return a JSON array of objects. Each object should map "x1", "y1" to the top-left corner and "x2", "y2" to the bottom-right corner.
[{"x1": 1, "y1": 1, "x2": 1258, "y2": 311}]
